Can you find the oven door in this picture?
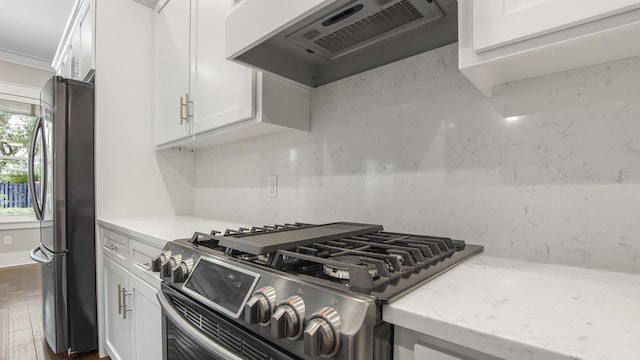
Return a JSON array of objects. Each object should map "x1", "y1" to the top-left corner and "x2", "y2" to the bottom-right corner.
[{"x1": 158, "y1": 284, "x2": 298, "y2": 360}]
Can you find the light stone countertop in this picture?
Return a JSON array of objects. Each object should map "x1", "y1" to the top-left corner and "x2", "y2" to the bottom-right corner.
[
  {"x1": 383, "y1": 255, "x2": 640, "y2": 360},
  {"x1": 97, "y1": 215, "x2": 249, "y2": 248}
]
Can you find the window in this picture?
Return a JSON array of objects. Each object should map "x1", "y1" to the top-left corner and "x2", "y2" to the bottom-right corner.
[{"x1": 0, "y1": 98, "x2": 38, "y2": 216}]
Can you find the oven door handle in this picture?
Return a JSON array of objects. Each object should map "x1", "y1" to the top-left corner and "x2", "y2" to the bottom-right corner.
[{"x1": 156, "y1": 290, "x2": 244, "y2": 360}]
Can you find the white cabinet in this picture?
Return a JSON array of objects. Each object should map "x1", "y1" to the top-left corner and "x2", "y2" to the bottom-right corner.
[
  {"x1": 129, "y1": 274, "x2": 163, "y2": 360},
  {"x1": 52, "y1": 0, "x2": 94, "y2": 81},
  {"x1": 154, "y1": 0, "x2": 310, "y2": 148},
  {"x1": 459, "y1": 0, "x2": 640, "y2": 97},
  {"x1": 190, "y1": 0, "x2": 254, "y2": 135},
  {"x1": 394, "y1": 327, "x2": 498, "y2": 360},
  {"x1": 103, "y1": 257, "x2": 132, "y2": 360},
  {"x1": 154, "y1": 0, "x2": 191, "y2": 144},
  {"x1": 99, "y1": 227, "x2": 163, "y2": 360},
  {"x1": 414, "y1": 343, "x2": 462, "y2": 360}
]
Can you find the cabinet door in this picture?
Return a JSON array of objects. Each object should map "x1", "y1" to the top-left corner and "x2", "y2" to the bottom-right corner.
[
  {"x1": 58, "y1": 50, "x2": 71, "y2": 77},
  {"x1": 129, "y1": 275, "x2": 162, "y2": 360},
  {"x1": 79, "y1": 3, "x2": 93, "y2": 80},
  {"x1": 104, "y1": 257, "x2": 131, "y2": 360},
  {"x1": 155, "y1": 0, "x2": 192, "y2": 145},
  {"x1": 414, "y1": 343, "x2": 462, "y2": 360},
  {"x1": 69, "y1": 31, "x2": 82, "y2": 79},
  {"x1": 473, "y1": 0, "x2": 640, "y2": 52},
  {"x1": 191, "y1": 0, "x2": 255, "y2": 135}
]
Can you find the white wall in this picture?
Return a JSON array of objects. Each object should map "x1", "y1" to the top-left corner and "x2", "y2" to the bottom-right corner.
[
  {"x1": 0, "y1": 226, "x2": 39, "y2": 267},
  {"x1": 94, "y1": 0, "x2": 193, "y2": 219},
  {"x1": 0, "y1": 60, "x2": 53, "y2": 88},
  {"x1": 194, "y1": 43, "x2": 640, "y2": 274}
]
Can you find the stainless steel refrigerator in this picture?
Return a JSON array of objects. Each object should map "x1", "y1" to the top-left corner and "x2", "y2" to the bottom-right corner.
[{"x1": 28, "y1": 76, "x2": 97, "y2": 355}]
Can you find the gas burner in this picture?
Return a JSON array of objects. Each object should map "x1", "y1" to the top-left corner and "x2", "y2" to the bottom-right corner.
[{"x1": 322, "y1": 258, "x2": 379, "y2": 280}]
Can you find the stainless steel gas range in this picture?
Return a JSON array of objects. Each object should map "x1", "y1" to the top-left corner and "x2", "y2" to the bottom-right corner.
[{"x1": 152, "y1": 222, "x2": 483, "y2": 360}]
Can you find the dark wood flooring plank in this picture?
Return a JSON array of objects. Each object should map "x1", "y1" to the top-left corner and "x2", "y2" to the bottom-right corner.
[
  {"x1": 8, "y1": 328, "x2": 37, "y2": 360},
  {"x1": 0, "y1": 297, "x2": 8, "y2": 360},
  {"x1": 8, "y1": 292, "x2": 31, "y2": 333},
  {"x1": 33, "y1": 335, "x2": 56, "y2": 360},
  {"x1": 0, "y1": 264, "x2": 102, "y2": 360}
]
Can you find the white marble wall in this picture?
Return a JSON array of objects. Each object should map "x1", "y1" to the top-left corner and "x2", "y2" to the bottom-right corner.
[{"x1": 194, "y1": 43, "x2": 640, "y2": 274}]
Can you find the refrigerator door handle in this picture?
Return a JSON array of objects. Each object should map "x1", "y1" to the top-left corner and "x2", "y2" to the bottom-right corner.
[
  {"x1": 28, "y1": 116, "x2": 46, "y2": 221},
  {"x1": 30, "y1": 245, "x2": 52, "y2": 265}
]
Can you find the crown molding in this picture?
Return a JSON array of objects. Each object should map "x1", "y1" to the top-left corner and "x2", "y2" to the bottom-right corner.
[
  {"x1": 132, "y1": 0, "x2": 160, "y2": 9},
  {"x1": 0, "y1": 49, "x2": 53, "y2": 72}
]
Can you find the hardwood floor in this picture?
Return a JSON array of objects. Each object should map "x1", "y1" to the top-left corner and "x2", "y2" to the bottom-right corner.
[{"x1": 0, "y1": 264, "x2": 105, "y2": 360}]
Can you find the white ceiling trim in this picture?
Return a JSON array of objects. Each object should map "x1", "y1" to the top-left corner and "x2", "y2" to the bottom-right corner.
[
  {"x1": 0, "y1": 81, "x2": 41, "y2": 105},
  {"x1": 0, "y1": 49, "x2": 53, "y2": 72},
  {"x1": 132, "y1": 0, "x2": 160, "y2": 10}
]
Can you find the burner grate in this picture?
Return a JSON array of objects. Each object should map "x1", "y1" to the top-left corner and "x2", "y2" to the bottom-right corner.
[
  {"x1": 269, "y1": 230, "x2": 464, "y2": 291},
  {"x1": 180, "y1": 222, "x2": 477, "y2": 297}
]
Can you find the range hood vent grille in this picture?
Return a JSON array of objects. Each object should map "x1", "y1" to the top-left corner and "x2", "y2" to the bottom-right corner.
[
  {"x1": 286, "y1": 0, "x2": 444, "y2": 61},
  {"x1": 314, "y1": 0, "x2": 424, "y2": 54}
]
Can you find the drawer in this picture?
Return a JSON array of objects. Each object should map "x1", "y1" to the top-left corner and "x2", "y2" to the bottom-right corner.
[
  {"x1": 129, "y1": 238, "x2": 163, "y2": 289},
  {"x1": 102, "y1": 228, "x2": 128, "y2": 267}
]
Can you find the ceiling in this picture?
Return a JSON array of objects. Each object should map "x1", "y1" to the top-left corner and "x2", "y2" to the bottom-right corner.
[{"x1": 0, "y1": 0, "x2": 76, "y2": 71}]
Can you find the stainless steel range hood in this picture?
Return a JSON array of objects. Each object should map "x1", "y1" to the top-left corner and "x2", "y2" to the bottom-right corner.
[{"x1": 225, "y1": 0, "x2": 458, "y2": 88}]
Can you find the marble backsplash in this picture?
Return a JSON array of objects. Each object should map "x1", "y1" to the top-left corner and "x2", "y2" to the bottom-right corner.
[{"x1": 194, "y1": 43, "x2": 640, "y2": 274}]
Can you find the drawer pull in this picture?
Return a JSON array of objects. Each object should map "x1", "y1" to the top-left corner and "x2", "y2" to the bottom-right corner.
[
  {"x1": 136, "y1": 261, "x2": 151, "y2": 271},
  {"x1": 105, "y1": 244, "x2": 118, "y2": 251}
]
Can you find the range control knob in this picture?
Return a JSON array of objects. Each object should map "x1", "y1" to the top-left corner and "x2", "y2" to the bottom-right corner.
[
  {"x1": 161, "y1": 254, "x2": 182, "y2": 278},
  {"x1": 304, "y1": 307, "x2": 341, "y2": 358},
  {"x1": 271, "y1": 295, "x2": 305, "y2": 340},
  {"x1": 170, "y1": 258, "x2": 194, "y2": 283},
  {"x1": 150, "y1": 251, "x2": 172, "y2": 272},
  {"x1": 244, "y1": 286, "x2": 276, "y2": 325}
]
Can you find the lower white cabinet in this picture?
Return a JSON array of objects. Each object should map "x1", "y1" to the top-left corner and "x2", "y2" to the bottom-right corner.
[
  {"x1": 129, "y1": 274, "x2": 163, "y2": 360},
  {"x1": 104, "y1": 257, "x2": 131, "y2": 360},
  {"x1": 394, "y1": 326, "x2": 498, "y2": 360},
  {"x1": 100, "y1": 227, "x2": 163, "y2": 360}
]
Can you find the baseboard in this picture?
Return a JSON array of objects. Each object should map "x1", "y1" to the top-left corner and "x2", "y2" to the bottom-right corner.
[{"x1": 0, "y1": 251, "x2": 32, "y2": 268}]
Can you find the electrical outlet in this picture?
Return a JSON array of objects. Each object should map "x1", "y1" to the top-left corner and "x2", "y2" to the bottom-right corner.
[
  {"x1": 3, "y1": 236, "x2": 12, "y2": 246},
  {"x1": 267, "y1": 175, "x2": 277, "y2": 198}
]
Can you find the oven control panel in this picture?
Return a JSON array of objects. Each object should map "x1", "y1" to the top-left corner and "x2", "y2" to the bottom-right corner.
[{"x1": 153, "y1": 239, "x2": 379, "y2": 359}]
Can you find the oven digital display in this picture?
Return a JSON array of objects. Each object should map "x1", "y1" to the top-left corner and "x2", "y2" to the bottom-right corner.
[{"x1": 182, "y1": 257, "x2": 259, "y2": 318}]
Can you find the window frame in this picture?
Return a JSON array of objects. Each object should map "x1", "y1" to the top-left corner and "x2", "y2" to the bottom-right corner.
[{"x1": 0, "y1": 81, "x2": 41, "y2": 227}]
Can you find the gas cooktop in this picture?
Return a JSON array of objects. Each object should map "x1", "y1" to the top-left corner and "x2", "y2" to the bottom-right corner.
[{"x1": 167, "y1": 222, "x2": 483, "y2": 301}]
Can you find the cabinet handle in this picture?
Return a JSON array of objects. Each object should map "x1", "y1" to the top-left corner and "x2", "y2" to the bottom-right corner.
[
  {"x1": 179, "y1": 96, "x2": 184, "y2": 125},
  {"x1": 71, "y1": 56, "x2": 79, "y2": 77},
  {"x1": 180, "y1": 95, "x2": 188, "y2": 125},
  {"x1": 121, "y1": 286, "x2": 132, "y2": 320},
  {"x1": 136, "y1": 261, "x2": 151, "y2": 271},
  {"x1": 185, "y1": 93, "x2": 192, "y2": 123},
  {"x1": 117, "y1": 284, "x2": 123, "y2": 314},
  {"x1": 105, "y1": 244, "x2": 117, "y2": 251}
]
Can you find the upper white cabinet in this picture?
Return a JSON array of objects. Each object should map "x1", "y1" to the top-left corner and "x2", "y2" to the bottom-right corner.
[
  {"x1": 155, "y1": 0, "x2": 191, "y2": 145},
  {"x1": 459, "y1": 0, "x2": 640, "y2": 97},
  {"x1": 52, "y1": 0, "x2": 94, "y2": 81},
  {"x1": 191, "y1": 0, "x2": 255, "y2": 134},
  {"x1": 154, "y1": 0, "x2": 310, "y2": 149}
]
